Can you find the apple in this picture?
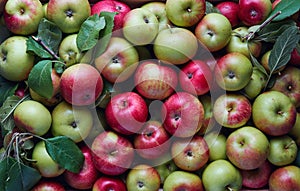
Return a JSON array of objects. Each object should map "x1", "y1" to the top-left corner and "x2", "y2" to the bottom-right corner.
[
  {"x1": 289, "y1": 112, "x2": 300, "y2": 147},
  {"x1": 252, "y1": 90, "x2": 297, "y2": 136},
  {"x1": 154, "y1": 159, "x2": 178, "y2": 184},
  {"x1": 202, "y1": 159, "x2": 242, "y2": 191},
  {"x1": 3, "y1": 0, "x2": 43, "y2": 35},
  {"x1": 51, "y1": 101, "x2": 94, "y2": 143},
  {"x1": 32, "y1": 141, "x2": 65, "y2": 177},
  {"x1": 204, "y1": 131, "x2": 227, "y2": 161},
  {"x1": 171, "y1": 135, "x2": 209, "y2": 171},
  {"x1": 46, "y1": 0, "x2": 91, "y2": 33},
  {"x1": 134, "y1": 60, "x2": 178, "y2": 100},
  {"x1": 268, "y1": 135, "x2": 298, "y2": 166},
  {"x1": 179, "y1": 60, "x2": 213, "y2": 96},
  {"x1": 289, "y1": 48, "x2": 300, "y2": 67},
  {"x1": 213, "y1": 93, "x2": 252, "y2": 128},
  {"x1": 94, "y1": 37, "x2": 139, "y2": 83},
  {"x1": 134, "y1": 120, "x2": 171, "y2": 159},
  {"x1": 195, "y1": 13, "x2": 232, "y2": 52},
  {"x1": 0, "y1": 0, "x2": 7, "y2": 15},
  {"x1": 63, "y1": 145, "x2": 99, "y2": 190},
  {"x1": 91, "y1": 131, "x2": 135, "y2": 176},
  {"x1": 165, "y1": 0, "x2": 205, "y2": 27},
  {"x1": 13, "y1": 100, "x2": 52, "y2": 136},
  {"x1": 216, "y1": 1, "x2": 240, "y2": 27},
  {"x1": 163, "y1": 170, "x2": 204, "y2": 191},
  {"x1": 243, "y1": 66, "x2": 267, "y2": 99},
  {"x1": 92, "y1": 176, "x2": 127, "y2": 191},
  {"x1": 214, "y1": 52, "x2": 253, "y2": 91},
  {"x1": 31, "y1": 180, "x2": 65, "y2": 191},
  {"x1": 0, "y1": 36, "x2": 34, "y2": 81},
  {"x1": 153, "y1": 26, "x2": 198, "y2": 65},
  {"x1": 238, "y1": 0, "x2": 272, "y2": 26},
  {"x1": 269, "y1": 165, "x2": 300, "y2": 191},
  {"x1": 226, "y1": 126, "x2": 270, "y2": 170},
  {"x1": 126, "y1": 164, "x2": 161, "y2": 191},
  {"x1": 197, "y1": 94, "x2": 216, "y2": 135},
  {"x1": 122, "y1": 8, "x2": 159, "y2": 45},
  {"x1": 58, "y1": 34, "x2": 83, "y2": 67},
  {"x1": 105, "y1": 91, "x2": 148, "y2": 135},
  {"x1": 161, "y1": 92, "x2": 204, "y2": 138},
  {"x1": 60, "y1": 63, "x2": 103, "y2": 106}
]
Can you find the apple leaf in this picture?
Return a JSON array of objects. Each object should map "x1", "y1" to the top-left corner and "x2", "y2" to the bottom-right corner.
[
  {"x1": 0, "y1": 76, "x2": 18, "y2": 107},
  {"x1": 45, "y1": 136, "x2": 84, "y2": 173},
  {"x1": 249, "y1": 50, "x2": 267, "y2": 75},
  {"x1": 27, "y1": 60, "x2": 53, "y2": 99},
  {"x1": 0, "y1": 157, "x2": 41, "y2": 191},
  {"x1": 205, "y1": 1, "x2": 219, "y2": 14},
  {"x1": 26, "y1": 37, "x2": 53, "y2": 59},
  {"x1": 268, "y1": 0, "x2": 300, "y2": 22}
]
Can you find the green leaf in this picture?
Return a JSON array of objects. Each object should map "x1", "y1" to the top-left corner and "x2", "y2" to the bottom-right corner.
[
  {"x1": 27, "y1": 60, "x2": 53, "y2": 99},
  {"x1": 54, "y1": 61, "x2": 65, "y2": 74},
  {"x1": 26, "y1": 37, "x2": 53, "y2": 59},
  {"x1": 0, "y1": 76, "x2": 18, "y2": 107},
  {"x1": 249, "y1": 50, "x2": 268, "y2": 75},
  {"x1": 45, "y1": 136, "x2": 84, "y2": 173},
  {"x1": 77, "y1": 14, "x2": 106, "y2": 52},
  {"x1": 0, "y1": 157, "x2": 41, "y2": 191},
  {"x1": 205, "y1": 1, "x2": 220, "y2": 14},
  {"x1": 268, "y1": 0, "x2": 300, "y2": 21}
]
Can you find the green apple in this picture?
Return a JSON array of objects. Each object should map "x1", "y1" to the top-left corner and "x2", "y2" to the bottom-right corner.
[
  {"x1": 202, "y1": 159, "x2": 242, "y2": 191},
  {"x1": 204, "y1": 131, "x2": 227, "y2": 161},
  {"x1": 243, "y1": 67, "x2": 267, "y2": 99},
  {"x1": 13, "y1": 100, "x2": 52, "y2": 136},
  {"x1": 195, "y1": 13, "x2": 232, "y2": 52},
  {"x1": 122, "y1": 8, "x2": 159, "y2": 45},
  {"x1": 197, "y1": 94, "x2": 216, "y2": 135},
  {"x1": 154, "y1": 159, "x2": 178, "y2": 184},
  {"x1": 58, "y1": 34, "x2": 83, "y2": 67},
  {"x1": 0, "y1": 36, "x2": 34, "y2": 81},
  {"x1": 32, "y1": 141, "x2": 65, "y2": 177},
  {"x1": 289, "y1": 112, "x2": 300, "y2": 147},
  {"x1": 46, "y1": 0, "x2": 91, "y2": 34},
  {"x1": 51, "y1": 101, "x2": 94, "y2": 143}
]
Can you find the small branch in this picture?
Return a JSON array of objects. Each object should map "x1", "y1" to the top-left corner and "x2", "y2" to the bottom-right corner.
[{"x1": 31, "y1": 36, "x2": 61, "y2": 60}]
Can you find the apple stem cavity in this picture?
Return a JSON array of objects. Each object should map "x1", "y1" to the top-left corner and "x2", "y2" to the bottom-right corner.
[{"x1": 31, "y1": 36, "x2": 61, "y2": 61}]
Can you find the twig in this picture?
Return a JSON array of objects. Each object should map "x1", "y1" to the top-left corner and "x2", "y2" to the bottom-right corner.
[{"x1": 31, "y1": 36, "x2": 61, "y2": 60}]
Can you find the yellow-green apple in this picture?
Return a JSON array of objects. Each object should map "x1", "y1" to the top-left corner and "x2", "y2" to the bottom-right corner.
[
  {"x1": 105, "y1": 92, "x2": 148, "y2": 135},
  {"x1": 59, "y1": 34, "x2": 83, "y2": 67},
  {"x1": 94, "y1": 37, "x2": 139, "y2": 83},
  {"x1": 214, "y1": 52, "x2": 253, "y2": 91},
  {"x1": 161, "y1": 92, "x2": 204, "y2": 138},
  {"x1": 202, "y1": 159, "x2": 242, "y2": 191},
  {"x1": 269, "y1": 165, "x2": 300, "y2": 191},
  {"x1": 42, "y1": 3, "x2": 48, "y2": 18},
  {"x1": 32, "y1": 141, "x2": 65, "y2": 177},
  {"x1": 3, "y1": 0, "x2": 43, "y2": 35},
  {"x1": 289, "y1": 112, "x2": 300, "y2": 147},
  {"x1": 154, "y1": 159, "x2": 178, "y2": 184},
  {"x1": 92, "y1": 176, "x2": 127, "y2": 191},
  {"x1": 213, "y1": 93, "x2": 252, "y2": 128},
  {"x1": 46, "y1": 0, "x2": 91, "y2": 33},
  {"x1": 268, "y1": 135, "x2": 298, "y2": 166},
  {"x1": 238, "y1": 0, "x2": 272, "y2": 26},
  {"x1": 0, "y1": 36, "x2": 34, "y2": 81},
  {"x1": 195, "y1": 13, "x2": 232, "y2": 52},
  {"x1": 153, "y1": 26, "x2": 198, "y2": 65},
  {"x1": 51, "y1": 101, "x2": 94, "y2": 143},
  {"x1": 197, "y1": 94, "x2": 216, "y2": 135},
  {"x1": 252, "y1": 90, "x2": 297, "y2": 136},
  {"x1": 134, "y1": 120, "x2": 170, "y2": 160},
  {"x1": 91, "y1": 131, "x2": 135, "y2": 176},
  {"x1": 134, "y1": 60, "x2": 178, "y2": 100},
  {"x1": 13, "y1": 100, "x2": 52, "y2": 136},
  {"x1": 204, "y1": 131, "x2": 227, "y2": 161},
  {"x1": 31, "y1": 180, "x2": 65, "y2": 191},
  {"x1": 171, "y1": 135, "x2": 209, "y2": 171},
  {"x1": 126, "y1": 164, "x2": 161, "y2": 191},
  {"x1": 216, "y1": 1, "x2": 240, "y2": 27},
  {"x1": 122, "y1": 8, "x2": 159, "y2": 45},
  {"x1": 165, "y1": 0, "x2": 205, "y2": 27},
  {"x1": 243, "y1": 67, "x2": 267, "y2": 99},
  {"x1": 179, "y1": 60, "x2": 213, "y2": 96},
  {"x1": 163, "y1": 170, "x2": 204, "y2": 191},
  {"x1": 261, "y1": 49, "x2": 285, "y2": 73},
  {"x1": 226, "y1": 126, "x2": 270, "y2": 170},
  {"x1": 60, "y1": 63, "x2": 103, "y2": 106}
]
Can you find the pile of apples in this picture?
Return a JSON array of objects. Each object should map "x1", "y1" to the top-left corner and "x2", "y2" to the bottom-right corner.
[{"x1": 0, "y1": 0, "x2": 300, "y2": 190}]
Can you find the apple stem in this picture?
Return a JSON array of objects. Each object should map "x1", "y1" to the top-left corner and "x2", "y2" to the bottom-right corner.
[
  {"x1": 31, "y1": 36, "x2": 61, "y2": 61},
  {"x1": 226, "y1": 186, "x2": 234, "y2": 191},
  {"x1": 285, "y1": 140, "x2": 295, "y2": 149},
  {"x1": 167, "y1": 24, "x2": 174, "y2": 34}
]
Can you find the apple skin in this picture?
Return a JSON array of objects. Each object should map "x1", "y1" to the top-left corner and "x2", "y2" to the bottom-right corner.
[
  {"x1": 0, "y1": 36, "x2": 34, "y2": 82},
  {"x1": 47, "y1": 0, "x2": 91, "y2": 33},
  {"x1": 252, "y1": 90, "x2": 297, "y2": 136},
  {"x1": 238, "y1": 0, "x2": 272, "y2": 26},
  {"x1": 165, "y1": 0, "x2": 205, "y2": 27},
  {"x1": 213, "y1": 93, "x2": 252, "y2": 128},
  {"x1": 226, "y1": 126, "x2": 270, "y2": 170},
  {"x1": 163, "y1": 170, "x2": 204, "y2": 191},
  {"x1": 92, "y1": 176, "x2": 127, "y2": 191},
  {"x1": 243, "y1": 67, "x2": 267, "y2": 99},
  {"x1": 134, "y1": 61, "x2": 178, "y2": 100},
  {"x1": 261, "y1": 49, "x2": 285, "y2": 73},
  {"x1": 216, "y1": 1, "x2": 240, "y2": 27},
  {"x1": 13, "y1": 100, "x2": 52, "y2": 136},
  {"x1": 3, "y1": 0, "x2": 43, "y2": 35},
  {"x1": 31, "y1": 180, "x2": 65, "y2": 191},
  {"x1": 269, "y1": 165, "x2": 300, "y2": 191},
  {"x1": 60, "y1": 63, "x2": 103, "y2": 106},
  {"x1": 204, "y1": 131, "x2": 227, "y2": 161},
  {"x1": 289, "y1": 112, "x2": 300, "y2": 147},
  {"x1": 63, "y1": 145, "x2": 99, "y2": 190},
  {"x1": 195, "y1": 13, "x2": 232, "y2": 52},
  {"x1": 197, "y1": 94, "x2": 216, "y2": 135},
  {"x1": 91, "y1": 131, "x2": 135, "y2": 176},
  {"x1": 105, "y1": 92, "x2": 148, "y2": 135},
  {"x1": 161, "y1": 92, "x2": 204, "y2": 138},
  {"x1": 153, "y1": 26, "x2": 198, "y2": 65},
  {"x1": 289, "y1": 48, "x2": 300, "y2": 67},
  {"x1": 126, "y1": 164, "x2": 161, "y2": 191},
  {"x1": 58, "y1": 34, "x2": 83, "y2": 67},
  {"x1": 154, "y1": 159, "x2": 178, "y2": 184}
]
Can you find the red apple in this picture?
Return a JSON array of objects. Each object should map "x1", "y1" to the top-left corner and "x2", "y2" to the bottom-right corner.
[
  {"x1": 216, "y1": 1, "x2": 240, "y2": 27},
  {"x1": 289, "y1": 48, "x2": 300, "y2": 67},
  {"x1": 269, "y1": 165, "x2": 300, "y2": 191},
  {"x1": 31, "y1": 180, "x2": 65, "y2": 191},
  {"x1": 92, "y1": 176, "x2": 127, "y2": 191}
]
